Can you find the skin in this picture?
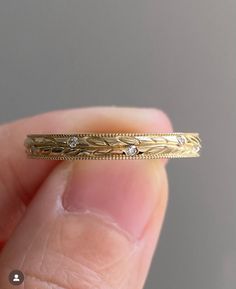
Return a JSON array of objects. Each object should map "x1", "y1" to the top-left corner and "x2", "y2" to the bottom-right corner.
[{"x1": 0, "y1": 106, "x2": 173, "y2": 289}]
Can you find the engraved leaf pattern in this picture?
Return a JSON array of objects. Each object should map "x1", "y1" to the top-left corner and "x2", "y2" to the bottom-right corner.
[
  {"x1": 25, "y1": 134, "x2": 201, "y2": 158},
  {"x1": 85, "y1": 137, "x2": 108, "y2": 146},
  {"x1": 142, "y1": 146, "x2": 181, "y2": 155},
  {"x1": 117, "y1": 136, "x2": 140, "y2": 145}
]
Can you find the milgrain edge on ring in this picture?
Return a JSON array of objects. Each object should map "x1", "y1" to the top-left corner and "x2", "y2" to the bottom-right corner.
[{"x1": 24, "y1": 132, "x2": 202, "y2": 160}]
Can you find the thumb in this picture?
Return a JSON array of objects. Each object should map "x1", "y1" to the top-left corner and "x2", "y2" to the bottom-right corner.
[{"x1": 0, "y1": 159, "x2": 168, "y2": 289}]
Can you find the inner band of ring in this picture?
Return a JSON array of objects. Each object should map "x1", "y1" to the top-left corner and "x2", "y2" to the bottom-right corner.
[{"x1": 24, "y1": 132, "x2": 201, "y2": 160}]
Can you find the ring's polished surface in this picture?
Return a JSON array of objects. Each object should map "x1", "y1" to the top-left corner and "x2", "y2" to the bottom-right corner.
[{"x1": 24, "y1": 133, "x2": 201, "y2": 160}]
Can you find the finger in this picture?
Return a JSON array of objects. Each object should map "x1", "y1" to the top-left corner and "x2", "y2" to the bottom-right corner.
[
  {"x1": 0, "y1": 106, "x2": 173, "y2": 245},
  {"x1": 0, "y1": 153, "x2": 168, "y2": 288}
]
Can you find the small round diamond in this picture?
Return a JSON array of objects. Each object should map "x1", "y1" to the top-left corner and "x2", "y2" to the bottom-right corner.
[
  {"x1": 177, "y1": 135, "x2": 186, "y2": 146},
  {"x1": 67, "y1": 136, "x2": 79, "y2": 148},
  {"x1": 125, "y1": 145, "x2": 139, "y2": 156},
  {"x1": 193, "y1": 145, "x2": 200, "y2": 152}
]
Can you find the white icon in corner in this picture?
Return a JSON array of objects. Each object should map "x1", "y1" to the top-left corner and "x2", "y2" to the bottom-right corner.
[
  {"x1": 13, "y1": 274, "x2": 20, "y2": 282},
  {"x1": 9, "y1": 270, "x2": 24, "y2": 285}
]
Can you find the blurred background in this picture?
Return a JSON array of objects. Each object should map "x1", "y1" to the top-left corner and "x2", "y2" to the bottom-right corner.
[{"x1": 0, "y1": 0, "x2": 235, "y2": 288}]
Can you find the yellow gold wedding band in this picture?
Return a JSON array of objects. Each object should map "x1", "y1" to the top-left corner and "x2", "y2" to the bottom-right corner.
[{"x1": 24, "y1": 133, "x2": 201, "y2": 160}]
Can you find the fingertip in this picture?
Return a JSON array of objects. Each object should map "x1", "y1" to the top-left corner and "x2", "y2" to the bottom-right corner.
[{"x1": 151, "y1": 108, "x2": 174, "y2": 133}]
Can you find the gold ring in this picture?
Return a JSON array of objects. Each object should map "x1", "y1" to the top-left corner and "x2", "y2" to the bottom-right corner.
[{"x1": 24, "y1": 133, "x2": 201, "y2": 160}]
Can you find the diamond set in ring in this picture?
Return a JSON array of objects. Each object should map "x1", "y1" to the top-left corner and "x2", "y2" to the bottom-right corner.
[
  {"x1": 67, "y1": 136, "x2": 79, "y2": 148},
  {"x1": 125, "y1": 145, "x2": 139, "y2": 156},
  {"x1": 177, "y1": 135, "x2": 186, "y2": 146}
]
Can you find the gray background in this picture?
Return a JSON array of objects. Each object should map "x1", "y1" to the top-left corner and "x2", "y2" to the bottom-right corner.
[{"x1": 0, "y1": 0, "x2": 235, "y2": 288}]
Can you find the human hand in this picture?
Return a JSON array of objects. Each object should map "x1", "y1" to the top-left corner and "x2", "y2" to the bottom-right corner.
[{"x1": 0, "y1": 106, "x2": 172, "y2": 289}]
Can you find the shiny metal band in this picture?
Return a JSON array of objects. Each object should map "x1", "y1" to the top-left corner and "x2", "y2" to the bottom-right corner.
[{"x1": 24, "y1": 133, "x2": 201, "y2": 160}]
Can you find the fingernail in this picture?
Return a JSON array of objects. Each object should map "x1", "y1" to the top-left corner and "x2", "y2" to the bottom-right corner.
[{"x1": 63, "y1": 160, "x2": 165, "y2": 239}]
